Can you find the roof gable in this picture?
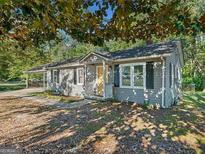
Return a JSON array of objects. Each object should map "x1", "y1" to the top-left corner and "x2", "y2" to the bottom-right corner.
[{"x1": 80, "y1": 52, "x2": 111, "y2": 63}]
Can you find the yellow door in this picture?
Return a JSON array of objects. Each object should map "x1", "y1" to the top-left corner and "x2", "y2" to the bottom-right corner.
[{"x1": 97, "y1": 66, "x2": 104, "y2": 96}]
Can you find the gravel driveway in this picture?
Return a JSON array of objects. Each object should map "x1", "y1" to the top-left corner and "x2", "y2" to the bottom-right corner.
[{"x1": 0, "y1": 88, "x2": 44, "y2": 99}]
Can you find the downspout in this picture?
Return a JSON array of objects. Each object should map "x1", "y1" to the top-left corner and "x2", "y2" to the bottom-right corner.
[{"x1": 161, "y1": 56, "x2": 166, "y2": 108}]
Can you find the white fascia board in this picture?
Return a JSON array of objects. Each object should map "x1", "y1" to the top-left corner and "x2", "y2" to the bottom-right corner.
[
  {"x1": 113, "y1": 53, "x2": 171, "y2": 63},
  {"x1": 47, "y1": 63, "x2": 84, "y2": 70}
]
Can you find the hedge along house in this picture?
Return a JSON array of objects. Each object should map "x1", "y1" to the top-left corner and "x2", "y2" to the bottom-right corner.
[{"x1": 26, "y1": 41, "x2": 184, "y2": 108}]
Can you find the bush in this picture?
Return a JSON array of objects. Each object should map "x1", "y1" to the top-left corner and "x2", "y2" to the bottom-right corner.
[{"x1": 182, "y1": 75, "x2": 203, "y2": 91}]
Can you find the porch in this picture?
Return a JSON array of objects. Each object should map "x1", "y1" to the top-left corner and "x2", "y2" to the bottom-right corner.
[
  {"x1": 25, "y1": 69, "x2": 47, "y2": 90},
  {"x1": 82, "y1": 53, "x2": 114, "y2": 100}
]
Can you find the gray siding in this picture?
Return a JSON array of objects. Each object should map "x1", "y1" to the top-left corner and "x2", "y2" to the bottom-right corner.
[
  {"x1": 164, "y1": 49, "x2": 182, "y2": 107},
  {"x1": 47, "y1": 68, "x2": 84, "y2": 97},
  {"x1": 113, "y1": 61, "x2": 163, "y2": 105},
  {"x1": 84, "y1": 65, "x2": 97, "y2": 96},
  {"x1": 46, "y1": 70, "x2": 52, "y2": 89},
  {"x1": 59, "y1": 69, "x2": 84, "y2": 97}
]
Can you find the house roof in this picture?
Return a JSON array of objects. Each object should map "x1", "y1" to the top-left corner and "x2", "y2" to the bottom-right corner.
[
  {"x1": 26, "y1": 41, "x2": 180, "y2": 73},
  {"x1": 26, "y1": 57, "x2": 81, "y2": 73},
  {"x1": 93, "y1": 41, "x2": 177, "y2": 60}
]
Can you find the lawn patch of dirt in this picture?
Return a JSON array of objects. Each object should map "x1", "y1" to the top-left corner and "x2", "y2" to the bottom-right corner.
[
  {"x1": 30, "y1": 91, "x2": 83, "y2": 103},
  {"x1": 0, "y1": 93, "x2": 205, "y2": 153}
]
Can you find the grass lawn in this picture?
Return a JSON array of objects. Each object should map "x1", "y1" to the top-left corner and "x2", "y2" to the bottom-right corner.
[
  {"x1": 0, "y1": 82, "x2": 26, "y2": 92},
  {"x1": 30, "y1": 91, "x2": 83, "y2": 103},
  {"x1": 0, "y1": 92, "x2": 204, "y2": 153}
]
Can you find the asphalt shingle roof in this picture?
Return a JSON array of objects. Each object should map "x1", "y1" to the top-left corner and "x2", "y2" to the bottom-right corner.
[
  {"x1": 27, "y1": 41, "x2": 179, "y2": 72},
  {"x1": 94, "y1": 41, "x2": 177, "y2": 60},
  {"x1": 27, "y1": 57, "x2": 81, "y2": 72}
]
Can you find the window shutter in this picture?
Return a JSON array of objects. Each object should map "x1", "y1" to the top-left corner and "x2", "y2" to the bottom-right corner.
[
  {"x1": 57, "y1": 70, "x2": 60, "y2": 83},
  {"x1": 146, "y1": 62, "x2": 154, "y2": 89},
  {"x1": 169, "y1": 63, "x2": 172, "y2": 88},
  {"x1": 51, "y1": 70, "x2": 53, "y2": 82},
  {"x1": 74, "y1": 69, "x2": 77, "y2": 85},
  {"x1": 114, "y1": 65, "x2": 120, "y2": 87}
]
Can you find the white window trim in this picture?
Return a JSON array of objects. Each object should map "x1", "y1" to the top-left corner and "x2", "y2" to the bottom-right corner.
[
  {"x1": 119, "y1": 64, "x2": 132, "y2": 88},
  {"x1": 120, "y1": 63, "x2": 146, "y2": 89},
  {"x1": 76, "y1": 67, "x2": 84, "y2": 85}
]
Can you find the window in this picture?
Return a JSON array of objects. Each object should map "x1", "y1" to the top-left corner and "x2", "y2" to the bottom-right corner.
[
  {"x1": 121, "y1": 65, "x2": 131, "y2": 87},
  {"x1": 134, "y1": 65, "x2": 143, "y2": 87},
  {"x1": 120, "y1": 63, "x2": 145, "y2": 89},
  {"x1": 77, "y1": 68, "x2": 84, "y2": 85},
  {"x1": 53, "y1": 70, "x2": 59, "y2": 83}
]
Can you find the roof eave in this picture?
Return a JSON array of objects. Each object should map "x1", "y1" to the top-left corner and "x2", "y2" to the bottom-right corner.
[
  {"x1": 47, "y1": 63, "x2": 84, "y2": 70},
  {"x1": 24, "y1": 69, "x2": 47, "y2": 74},
  {"x1": 113, "y1": 53, "x2": 171, "y2": 62}
]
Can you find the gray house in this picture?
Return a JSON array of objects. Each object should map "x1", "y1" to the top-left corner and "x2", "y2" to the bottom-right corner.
[{"x1": 26, "y1": 41, "x2": 184, "y2": 108}]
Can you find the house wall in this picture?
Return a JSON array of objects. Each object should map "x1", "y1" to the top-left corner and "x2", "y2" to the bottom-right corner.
[
  {"x1": 84, "y1": 65, "x2": 97, "y2": 96},
  {"x1": 113, "y1": 61, "x2": 163, "y2": 105},
  {"x1": 46, "y1": 70, "x2": 52, "y2": 89},
  {"x1": 164, "y1": 48, "x2": 182, "y2": 107},
  {"x1": 47, "y1": 67, "x2": 84, "y2": 97}
]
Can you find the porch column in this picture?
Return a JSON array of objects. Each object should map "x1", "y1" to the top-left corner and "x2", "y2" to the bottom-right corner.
[
  {"x1": 43, "y1": 72, "x2": 46, "y2": 90},
  {"x1": 161, "y1": 57, "x2": 166, "y2": 108},
  {"x1": 84, "y1": 64, "x2": 87, "y2": 87},
  {"x1": 26, "y1": 74, "x2": 29, "y2": 89},
  {"x1": 103, "y1": 60, "x2": 106, "y2": 98}
]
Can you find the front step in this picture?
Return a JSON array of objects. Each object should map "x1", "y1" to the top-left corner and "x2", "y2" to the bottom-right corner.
[{"x1": 84, "y1": 95, "x2": 107, "y2": 101}]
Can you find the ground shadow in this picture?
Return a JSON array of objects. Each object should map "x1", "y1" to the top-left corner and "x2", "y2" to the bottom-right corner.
[{"x1": 0, "y1": 93, "x2": 204, "y2": 153}]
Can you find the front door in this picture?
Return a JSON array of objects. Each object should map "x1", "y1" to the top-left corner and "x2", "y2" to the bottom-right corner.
[{"x1": 97, "y1": 66, "x2": 104, "y2": 96}]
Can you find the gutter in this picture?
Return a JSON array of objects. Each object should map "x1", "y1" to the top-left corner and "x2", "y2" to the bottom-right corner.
[
  {"x1": 113, "y1": 53, "x2": 171, "y2": 63},
  {"x1": 161, "y1": 56, "x2": 166, "y2": 108},
  {"x1": 24, "y1": 69, "x2": 47, "y2": 74}
]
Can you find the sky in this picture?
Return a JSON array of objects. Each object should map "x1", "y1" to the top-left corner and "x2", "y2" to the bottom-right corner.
[{"x1": 88, "y1": 1, "x2": 114, "y2": 24}]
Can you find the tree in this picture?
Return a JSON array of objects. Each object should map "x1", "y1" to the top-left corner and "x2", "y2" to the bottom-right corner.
[{"x1": 1, "y1": 0, "x2": 204, "y2": 47}]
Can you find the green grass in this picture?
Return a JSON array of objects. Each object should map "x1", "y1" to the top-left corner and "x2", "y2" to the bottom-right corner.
[
  {"x1": 30, "y1": 91, "x2": 83, "y2": 103},
  {"x1": 0, "y1": 82, "x2": 26, "y2": 92},
  {"x1": 183, "y1": 91, "x2": 205, "y2": 112}
]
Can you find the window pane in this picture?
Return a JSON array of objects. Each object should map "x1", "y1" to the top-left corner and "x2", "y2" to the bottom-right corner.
[
  {"x1": 122, "y1": 66, "x2": 131, "y2": 86},
  {"x1": 134, "y1": 65, "x2": 143, "y2": 87}
]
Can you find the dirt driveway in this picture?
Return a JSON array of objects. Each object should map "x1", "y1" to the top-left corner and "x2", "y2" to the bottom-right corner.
[
  {"x1": 0, "y1": 88, "x2": 44, "y2": 99},
  {"x1": 0, "y1": 92, "x2": 204, "y2": 153}
]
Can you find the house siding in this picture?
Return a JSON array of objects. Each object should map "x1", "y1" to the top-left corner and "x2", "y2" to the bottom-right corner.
[
  {"x1": 47, "y1": 68, "x2": 84, "y2": 97},
  {"x1": 164, "y1": 48, "x2": 182, "y2": 107},
  {"x1": 84, "y1": 65, "x2": 97, "y2": 96},
  {"x1": 113, "y1": 61, "x2": 163, "y2": 105},
  {"x1": 46, "y1": 70, "x2": 52, "y2": 89}
]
